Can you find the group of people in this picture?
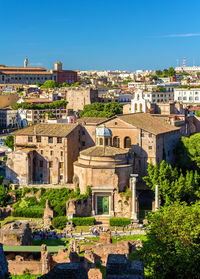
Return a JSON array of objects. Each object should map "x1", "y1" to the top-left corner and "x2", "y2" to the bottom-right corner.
[{"x1": 32, "y1": 229, "x2": 67, "y2": 240}]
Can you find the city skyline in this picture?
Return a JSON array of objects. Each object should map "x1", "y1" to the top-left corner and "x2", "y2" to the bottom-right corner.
[{"x1": 1, "y1": 0, "x2": 200, "y2": 71}]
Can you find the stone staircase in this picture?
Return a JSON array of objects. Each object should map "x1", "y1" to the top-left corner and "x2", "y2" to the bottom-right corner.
[{"x1": 95, "y1": 216, "x2": 110, "y2": 228}]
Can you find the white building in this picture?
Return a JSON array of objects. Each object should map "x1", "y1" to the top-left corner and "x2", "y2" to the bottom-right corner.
[
  {"x1": 175, "y1": 66, "x2": 200, "y2": 72},
  {"x1": 131, "y1": 90, "x2": 148, "y2": 113},
  {"x1": 174, "y1": 88, "x2": 200, "y2": 104}
]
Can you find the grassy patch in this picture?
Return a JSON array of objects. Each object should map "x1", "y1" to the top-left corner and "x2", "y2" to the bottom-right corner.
[
  {"x1": 11, "y1": 275, "x2": 41, "y2": 279},
  {"x1": 3, "y1": 246, "x2": 63, "y2": 253},
  {"x1": 0, "y1": 216, "x2": 42, "y2": 227},
  {"x1": 33, "y1": 239, "x2": 65, "y2": 246},
  {"x1": 111, "y1": 234, "x2": 147, "y2": 243},
  {"x1": 79, "y1": 242, "x2": 96, "y2": 246}
]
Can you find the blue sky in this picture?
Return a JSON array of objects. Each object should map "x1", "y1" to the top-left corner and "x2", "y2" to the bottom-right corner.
[{"x1": 1, "y1": 0, "x2": 200, "y2": 71}]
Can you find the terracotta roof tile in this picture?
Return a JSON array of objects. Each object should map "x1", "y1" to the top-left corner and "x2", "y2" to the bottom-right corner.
[
  {"x1": 80, "y1": 146, "x2": 128, "y2": 157},
  {"x1": 12, "y1": 123, "x2": 78, "y2": 137},
  {"x1": 118, "y1": 113, "x2": 180, "y2": 135},
  {"x1": 77, "y1": 117, "x2": 107, "y2": 125}
]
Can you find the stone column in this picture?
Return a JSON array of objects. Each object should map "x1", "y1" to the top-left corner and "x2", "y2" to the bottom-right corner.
[
  {"x1": 155, "y1": 184, "x2": 159, "y2": 211},
  {"x1": 130, "y1": 174, "x2": 138, "y2": 221},
  {"x1": 91, "y1": 192, "x2": 95, "y2": 216},
  {"x1": 110, "y1": 192, "x2": 114, "y2": 217}
]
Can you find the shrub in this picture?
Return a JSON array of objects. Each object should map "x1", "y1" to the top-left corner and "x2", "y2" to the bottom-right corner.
[
  {"x1": 0, "y1": 185, "x2": 9, "y2": 207},
  {"x1": 54, "y1": 202, "x2": 66, "y2": 217},
  {"x1": 109, "y1": 217, "x2": 131, "y2": 226},
  {"x1": 19, "y1": 197, "x2": 38, "y2": 208},
  {"x1": 13, "y1": 206, "x2": 44, "y2": 218},
  {"x1": 52, "y1": 216, "x2": 68, "y2": 230},
  {"x1": 72, "y1": 217, "x2": 95, "y2": 226}
]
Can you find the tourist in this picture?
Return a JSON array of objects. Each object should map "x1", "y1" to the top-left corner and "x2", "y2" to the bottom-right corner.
[
  {"x1": 122, "y1": 225, "x2": 125, "y2": 233},
  {"x1": 115, "y1": 227, "x2": 117, "y2": 235},
  {"x1": 80, "y1": 229, "x2": 83, "y2": 236},
  {"x1": 139, "y1": 224, "x2": 143, "y2": 231},
  {"x1": 129, "y1": 230, "x2": 131, "y2": 235}
]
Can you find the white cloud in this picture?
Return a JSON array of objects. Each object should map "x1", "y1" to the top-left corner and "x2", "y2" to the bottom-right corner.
[
  {"x1": 30, "y1": 62, "x2": 43, "y2": 66},
  {"x1": 162, "y1": 33, "x2": 200, "y2": 38}
]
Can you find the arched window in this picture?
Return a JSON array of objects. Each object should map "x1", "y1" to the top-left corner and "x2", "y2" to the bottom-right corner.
[
  {"x1": 105, "y1": 138, "x2": 109, "y2": 146},
  {"x1": 134, "y1": 103, "x2": 137, "y2": 112},
  {"x1": 137, "y1": 94, "x2": 140, "y2": 100},
  {"x1": 113, "y1": 136, "x2": 120, "y2": 148},
  {"x1": 124, "y1": 137, "x2": 131, "y2": 148},
  {"x1": 99, "y1": 138, "x2": 103, "y2": 145},
  {"x1": 140, "y1": 103, "x2": 143, "y2": 112}
]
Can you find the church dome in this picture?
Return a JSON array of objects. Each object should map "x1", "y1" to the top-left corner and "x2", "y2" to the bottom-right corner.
[{"x1": 96, "y1": 127, "x2": 112, "y2": 137}]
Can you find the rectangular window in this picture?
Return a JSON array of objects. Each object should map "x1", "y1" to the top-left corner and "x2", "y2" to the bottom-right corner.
[
  {"x1": 149, "y1": 133, "x2": 152, "y2": 138},
  {"x1": 49, "y1": 161, "x2": 53, "y2": 168},
  {"x1": 28, "y1": 136, "x2": 33, "y2": 142},
  {"x1": 57, "y1": 137, "x2": 62, "y2": 143},
  {"x1": 60, "y1": 175, "x2": 63, "y2": 180},
  {"x1": 60, "y1": 151, "x2": 63, "y2": 157},
  {"x1": 40, "y1": 160, "x2": 43, "y2": 167},
  {"x1": 50, "y1": 150, "x2": 53, "y2": 156},
  {"x1": 36, "y1": 136, "x2": 41, "y2": 143},
  {"x1": 48, "y1": 137, "x2": 53, "y2": 143},
  {"x1": 82, "y1": 141, "x2": 85, "y2": 146},
  {"x1": 41, "y1": 150, "x2": 43, "y2": 155},
  {"x1": 141, "y1": 133, "x2": 144, "y2": 137},
  {"x1": 59, "y1": 162, "x2": 63, "y2": 168},
  {"x1": 149, "y1": 146, "x2": 152, "y2": 150}
]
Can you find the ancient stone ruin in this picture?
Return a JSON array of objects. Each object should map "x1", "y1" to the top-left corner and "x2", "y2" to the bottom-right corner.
[
  {"x1": 0, "y1": 243, "x2": 8, "y2": 279},
  {"x1": 38, "y1": 263, "x2": 88, "y2": 279},
  {"x1": 0, "y1": 221, "x2": 33, "y2": 246},
  {"x1": 43, "y1": 200, "x2": 54, "y2": 228},
  {"x1": 105, "y1": 254, "x2": 145, "y2": 279}
]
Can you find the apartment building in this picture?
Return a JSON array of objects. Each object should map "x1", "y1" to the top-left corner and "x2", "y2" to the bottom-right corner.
[
  {"x1": 0, "y1": 108, "x2": 19, "y2": 129},
  {"x1": 174, "y1": 88, "x2": 200, "y2": 104},
  {"x1": 6, "y1": 123, "x2": 81, "y2": 185}
]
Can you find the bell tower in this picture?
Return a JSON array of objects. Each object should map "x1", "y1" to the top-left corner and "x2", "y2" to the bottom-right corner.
[{"x1": 24, "y1": 57, "x2": 28, "y2": 68}]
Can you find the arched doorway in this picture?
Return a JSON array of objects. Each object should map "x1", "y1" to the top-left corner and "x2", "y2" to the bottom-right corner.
[
  {"x1": 113, "y1": 136, "x2": 120, "y2": 148},
  {"x1": 124, "y1": 137, "x2": 131, "y2": 148}
]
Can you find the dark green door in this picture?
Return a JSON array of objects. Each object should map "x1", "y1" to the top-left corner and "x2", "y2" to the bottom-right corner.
[{"x1": 97, "y1": 196, "x2": 109, "y2": 215}]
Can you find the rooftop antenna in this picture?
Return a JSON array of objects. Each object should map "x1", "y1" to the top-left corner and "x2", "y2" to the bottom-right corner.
[
  {"x1": 183, "y1": 57, "x2": 186, "y2": 67},
  {"x1": 177, "y1": 58, "x2": 179, "y2": 67}
]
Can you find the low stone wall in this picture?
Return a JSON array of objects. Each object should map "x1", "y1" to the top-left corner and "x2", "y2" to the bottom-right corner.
[
  {"x1": 82, "y1": 240, "x2": 134, "y2": 266},
  {"x1": 66, "y1": 197, "x2": 92, "y2": 217},
  {"x1": 0, "y1": 243, "x2": 8, "y2": 279},
  {"x1": 0, "y1": 207, "x2": 14, "y2": 218},
  {"x1": 8, "y1": 260, "x2": 42, "y2": 275},
  {"x1": 114, "y1": 192, "x2": 134, "y2": 218}
]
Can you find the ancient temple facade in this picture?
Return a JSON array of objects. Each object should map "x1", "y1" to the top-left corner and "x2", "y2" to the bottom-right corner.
[{"x1": 73, "y1": 127, "x2": 136, "y2": 217}]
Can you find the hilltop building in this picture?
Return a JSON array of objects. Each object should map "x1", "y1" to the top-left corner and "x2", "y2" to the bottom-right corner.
[{"x1": 0, "y1": 59, "x2": 77, "y2": 85}]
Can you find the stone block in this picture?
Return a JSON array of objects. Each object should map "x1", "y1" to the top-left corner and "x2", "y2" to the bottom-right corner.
[{"x1": 88, "y1": 268, "x2": 102, "y2": 279}]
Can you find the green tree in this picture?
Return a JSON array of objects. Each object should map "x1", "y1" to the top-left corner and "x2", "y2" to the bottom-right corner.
[
  {"x1": 143, "y1": 160, "x2": 200, "y2": 204},
  {"x1": 168, "y1": 66, "x2": 176, "y2": 77},
  {"x1": 163, "y1": 68, "x2": 169, "y2": 76},
  {"x1": 17, "y1": 87, "x2": 23, "y2": 93},
  {"x1": 150, "y1": 75, "x2": 158, "y2": 80},
  {"x1": 195, "y1": 110, "x2": 200, "y2": 117},
  {"x1": 4, "y1": 135, "x2": 14, "y2": 150},
  {"x1": 136, "y1": 202, "x2": 200, "y2": 279},
  {"x1": 79, "y1": 102, "x2": 123, "y2": 118},
  {"x1": 176, "y1": 134, "x2": 200, "y2": 171},
  {"x1": 40, "y1": 80, "x2": 57, "y2": 89},
  {"x1": 0, "y1": 185, "x2": 9, "y2": 207},
  {"x1": 155, "y1": 70, "x2": 162, "y2": 76}
]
